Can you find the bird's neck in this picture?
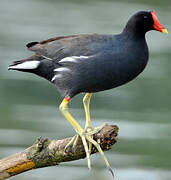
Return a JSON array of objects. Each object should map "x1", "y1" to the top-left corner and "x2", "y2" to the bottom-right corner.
[{"x1": 122, "y1": 23, "x2": 146, "y2": 39}]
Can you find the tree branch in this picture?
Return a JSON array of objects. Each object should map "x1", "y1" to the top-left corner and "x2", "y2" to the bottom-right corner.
[{"x1": 0, "y1": 124, "x2": 119, "y2": 179}]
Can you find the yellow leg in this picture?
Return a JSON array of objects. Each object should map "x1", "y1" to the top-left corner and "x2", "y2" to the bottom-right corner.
[
  {"x1": 83, "y1": 93, "x2": 93, "y2": 153},
  {"x1": 59, "y1": 96, "x2": 91, "y2": 169},
  {"x1": 83, "y1": 93, "x2": 113, "y2": 177},
  {"x1": 86, "y1": 136, "x2": 114, "y2": 178},
  {"x1": 59, "y1": 96, "x2": 113, "y2": 175},
  {"x1": 83, "y1": 93, "x2": 92, "y2": 129},
  {"x1": 64, "y1": 134, "x2": 79, "y2": 152},
  {"x1": 59, "y1": 97, "x2": 83, "y2": 133}
]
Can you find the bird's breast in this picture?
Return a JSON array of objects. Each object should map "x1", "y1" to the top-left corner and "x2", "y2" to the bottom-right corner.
[{"x1": 79, "y1": 48, "x2": 148, "y2": 93}]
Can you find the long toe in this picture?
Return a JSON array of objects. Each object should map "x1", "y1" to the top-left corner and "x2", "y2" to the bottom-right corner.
[
  {"x1": 86, "y1": 135, "x2": 113, "y2": 177},
  {"x1": 81, "y1": 135, "x2": 91, "y2": 170},
  {"x1": 65, "y1": 135, "x2": 80, "y2": 153}
]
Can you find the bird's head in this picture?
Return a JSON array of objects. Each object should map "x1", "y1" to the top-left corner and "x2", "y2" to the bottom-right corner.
[{"x1": 123, "y1": 11, "x2": 168, "y2": 35}]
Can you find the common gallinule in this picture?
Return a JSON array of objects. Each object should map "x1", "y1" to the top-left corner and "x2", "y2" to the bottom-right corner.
[{"x1": 8, "y1": 11, "x2": 168, "y2": 175}]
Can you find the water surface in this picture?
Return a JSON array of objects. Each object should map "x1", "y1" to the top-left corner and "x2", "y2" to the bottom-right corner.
[{"x1": 0, "y1": 0, "x2": 171, "y2": 179}]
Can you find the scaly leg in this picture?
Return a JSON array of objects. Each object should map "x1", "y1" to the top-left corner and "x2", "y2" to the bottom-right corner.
[
  {"x1": 83, "y1": 93, "x2": 106, "y2": 151},
  {"x1": 59, "y1": 96, "x2": 82, "y2": 133},
  {"x1": 83, "y1": 93, "x2": 92, "y2": 129},
  {"x1": 59, "y1": 96, "x2": 91, "y2": 169},
  {"x1": 83, "y1": 93, "x2": 93, "y2": 153},
  {"x1": 86, "y1": 135, "x2": 114, "y2": 178},
  {"x1": 83, "y1": 93, "x2": 113, "y2": 177},
  {"x1": 83, "y1": 93, "x2": 106, "y2": 134},
  {"x1": 59, "y1": 96, "x2": 113, "y2": 176},
  {"x1": 64, "y1": 134, "x2": 79, "y2": 152}
]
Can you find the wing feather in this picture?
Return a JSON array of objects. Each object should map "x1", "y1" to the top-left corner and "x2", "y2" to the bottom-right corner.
[{"x1": 25, "y1": 34, "x2": 109, "y2": 61}]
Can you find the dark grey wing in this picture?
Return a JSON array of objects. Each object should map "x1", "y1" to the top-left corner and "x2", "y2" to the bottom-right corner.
[
  {"x1": 8, "y1": 34, "x2": 114, "y2": 83},
  {"x1": 26, "y1": 34, "x2": 112, "y2": 61},
  {"x1": 26, "y1": 35, "x2": 78, "y2": 60}
]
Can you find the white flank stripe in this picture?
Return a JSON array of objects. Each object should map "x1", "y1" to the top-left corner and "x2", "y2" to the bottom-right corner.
[
  {"x1": 51, "y1": 74, "x2": 62, "y2": 82},
  {"x1": 41, "y1": 55, "x2": 53, "y2": 60},
  {"x1": 59, "y1": 56, "x2": 89, "y2": 63},
  {"x1": 54, "y1": 67, "x2": 70, "y2": 72},
  {"x1": 9, "y1": 61, "x2": 40, "y2": 70},
  {"x1": 59, "y1": 57, "x2": 78, "y2": 63},
  {"x1": 77, "y1": 56, "x2": 89, "y2": 59}
]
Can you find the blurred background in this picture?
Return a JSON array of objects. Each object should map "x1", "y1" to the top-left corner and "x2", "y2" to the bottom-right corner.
[{"x1": 0, "y1": 0, "x2": 171, "y2": 179}]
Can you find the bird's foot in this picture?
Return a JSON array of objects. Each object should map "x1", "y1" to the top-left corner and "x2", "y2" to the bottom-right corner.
[
  {"x1": 84, "y1": 123, "x2": 107, "y2": 136},
  {"x1": 64, "y1": 134, "x2": 80, "y2": 153},
  {"x1": 64, "y1": 124, "x2": 114, "y2": 177}
]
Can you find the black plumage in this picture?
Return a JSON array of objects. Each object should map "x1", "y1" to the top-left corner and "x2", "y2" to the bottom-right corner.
[
  {"x1": 9, "y1": 11, "x2": 160, "y2": 98},
  {"x1": 8, "y1": 10, "x2": 167, "y2": 174}
]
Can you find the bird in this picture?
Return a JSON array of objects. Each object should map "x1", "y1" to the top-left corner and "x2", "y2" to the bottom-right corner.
[{"x1": 8, "y1": 10, "x2": 167, "y2": 176}]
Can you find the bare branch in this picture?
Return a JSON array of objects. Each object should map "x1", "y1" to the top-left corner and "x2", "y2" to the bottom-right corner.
[{"x1": 0, "y1": 124, "x2": 119, "y2": 179}]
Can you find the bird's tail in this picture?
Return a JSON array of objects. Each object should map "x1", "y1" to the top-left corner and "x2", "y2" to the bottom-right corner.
[{"x1": 8, "y1": 55, "x2": 41, "y2": 71}]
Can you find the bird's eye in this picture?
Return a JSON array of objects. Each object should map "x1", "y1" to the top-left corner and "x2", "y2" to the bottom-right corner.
[{"x1": 144, "y1": 15, "x2": 148, "y2": 19}]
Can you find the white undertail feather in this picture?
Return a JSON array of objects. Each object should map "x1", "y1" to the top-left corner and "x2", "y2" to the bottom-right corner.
[{"x1": 8, "y1": 61, "x2": 40, "y2": 70}]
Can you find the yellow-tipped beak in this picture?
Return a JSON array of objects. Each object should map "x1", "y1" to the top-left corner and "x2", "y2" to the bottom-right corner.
[{"x1": 161, "y1": 29, "x2": 168, "y2": 34}]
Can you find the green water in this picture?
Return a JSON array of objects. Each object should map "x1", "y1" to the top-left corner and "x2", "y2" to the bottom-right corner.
[{"x1": 0, "y1": 0, "x2": 171, "y2": 179}]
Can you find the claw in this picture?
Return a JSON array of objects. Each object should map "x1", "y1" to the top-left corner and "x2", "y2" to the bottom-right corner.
[
  {"x1": 86, "y1": 135, "x2": 113, "y2": 177},
  {"x1": 65, "y1": 135, "x2": 79, "y2": 153},
  {"x1": 108, "y1": 166, "x2": 114, "y2": 179},
  {"x1": 60, "y1": 95, "x2": 112, "y2": 174},
  {"x1": 81, "y1": 136, "x2": 91, "y2": 170}
]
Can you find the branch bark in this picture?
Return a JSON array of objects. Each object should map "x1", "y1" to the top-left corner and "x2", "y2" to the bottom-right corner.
[{"x1": 0, "y1": 124, "x2": 119, "y2": 179}]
